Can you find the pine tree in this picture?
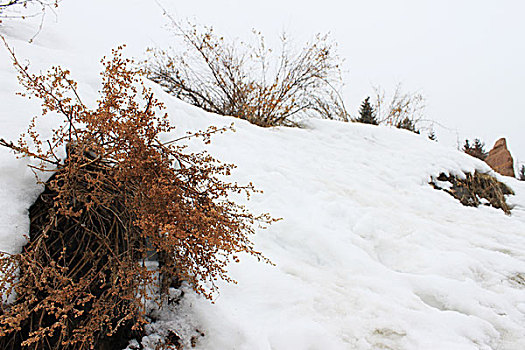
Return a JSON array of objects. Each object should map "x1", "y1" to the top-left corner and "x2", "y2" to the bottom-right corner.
[
  {"x1": 396, "y1": 117, "x2": 419, "y2": 134},
  {"x1": 473, "y1": 139, "x2": 488, "y2": 160},
  {"x1": 428, "y1": 130, "x2": 437, "y2": 141},
  {"x1": 463, "y1": 138, "x2": 487, "y2": 160},
  {"x1": 519, "y1": 165, "x2": 525, "y2": 181},
  {"x1": 462, "y1": 139, "x2": 470, "y2": 152},
  {"x1": 355, "y1": 97, "x2": 378, "y2": 125}
]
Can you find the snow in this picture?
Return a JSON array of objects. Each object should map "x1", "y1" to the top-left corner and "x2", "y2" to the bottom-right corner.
[
  {"x1": 165, "y1": 105, "x2": 525, "y2": 350},
  {"x1": 1, "y1": 2, "x2": 525, "y2": 349}
]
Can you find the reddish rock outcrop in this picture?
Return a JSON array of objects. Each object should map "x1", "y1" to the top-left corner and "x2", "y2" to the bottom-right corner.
[{"x1": 485, "y1": 138, "x2": 515, "y2": 177}]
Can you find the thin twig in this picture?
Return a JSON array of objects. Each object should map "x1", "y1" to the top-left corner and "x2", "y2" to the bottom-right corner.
[
  {"x1": 0, "y1": 138, "x2": 60, "y2": 165},
  {"x1": 161, "y1": 124, "x2": 234, "y2": 146}
]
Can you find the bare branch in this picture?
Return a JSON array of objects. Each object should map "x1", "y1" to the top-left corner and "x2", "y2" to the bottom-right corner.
[
  {"x1": 0, "y1": 137, "x2": 60, "y2": 165},
  {"x1": 145, "y1": 19, "x2": 348, "y2": 127}
]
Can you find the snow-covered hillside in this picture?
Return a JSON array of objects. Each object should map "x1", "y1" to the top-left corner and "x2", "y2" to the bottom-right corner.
[{"x1": 1, "y1": 2, "x2": 525, "y2": 349}]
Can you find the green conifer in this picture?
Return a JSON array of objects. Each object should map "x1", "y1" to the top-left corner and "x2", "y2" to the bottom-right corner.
[
  {"x1": 396, "y1": 117, "x2": 419, "y2": 134},
  {"x1": 463, "y1": 138, "x2": 487, "y2": 160},
  {"x1": 355, "y1": 97, "x2": 378, "y2": 125}
]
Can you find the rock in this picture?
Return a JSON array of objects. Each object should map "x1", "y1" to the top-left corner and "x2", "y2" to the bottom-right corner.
[{"x1": 485, "y1": 138, "x2": 515, "y2": 177}]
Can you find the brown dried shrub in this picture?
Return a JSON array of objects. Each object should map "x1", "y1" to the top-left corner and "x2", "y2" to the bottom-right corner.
[
  {"x1": 0, "y1": 41, "x2": 273, "y2": 349},
  {"x1": 430, "y1": 171, "x2": 514, "y2": 215},
  {"x1": 146, "y1": 18, "x2": 349, "y2": 127},
  {"x1": 372, "y1": 84, "x2": 424, "y2": 133}
]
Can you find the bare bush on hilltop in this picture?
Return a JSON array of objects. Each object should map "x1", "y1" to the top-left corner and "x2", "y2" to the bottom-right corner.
[
  {"x1": 146, "y1": 19, "x2": 349, "y2": 127},
  {"x1": 0, "y1": 41, "x2": 273, "y2": 349},
  {"x1": 372, "y1": 84, "x2": 424, "y2": 133}
]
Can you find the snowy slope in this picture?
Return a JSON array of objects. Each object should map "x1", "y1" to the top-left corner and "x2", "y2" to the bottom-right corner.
[
  {"x1": 2, "y1": 2, "x2": 525, "y2": 349},
  {"x1": 148, "y1": 98, "x2": 525, "y2": 350}
]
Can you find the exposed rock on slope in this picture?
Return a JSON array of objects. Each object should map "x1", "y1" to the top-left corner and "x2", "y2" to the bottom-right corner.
[{"x1": 485, "y1": 138, "x2": 515, "y2": 177}]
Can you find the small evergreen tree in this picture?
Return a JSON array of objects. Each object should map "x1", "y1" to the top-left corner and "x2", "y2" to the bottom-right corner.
[
  {"x1": 463, "y1": 139, "x2": 471, "y2": 151},
  {"x1": 473, "y1": 139, "x2": 487, "y2": 159},
  {"x1": 519, "y1": 165, "x2": 525, "y2": 181},
  {"x1": 428, "y1": 129, "x2": 437, "y2": 141},
  {"x1": 463, "y1": 138, "x2": 487, "y2": 160},
  {"x1": 355, "y1": 97, "x2": 378, "y2": 125},
  {"x1": 396, "y1": 117, "x2": 419, "y2": 134}
]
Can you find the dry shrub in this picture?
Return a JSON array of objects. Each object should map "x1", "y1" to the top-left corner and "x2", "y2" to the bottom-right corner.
[
  {"x1": 372, "y1": 84, "x2": 424, "y2": 133},
  {"x1": 146, "y1": 17, "x2": 349, "y2": 127},
  {"x1": 0, "y1": 1, "x2": 58, "y2": 22},
  {"x1": 431, "y1": 171, "x2": 514, "y2": 214},
  {"x1": 0, "y1": 1, "x2": 60, "y2": 43},
  {"x1": 0, "y1": 0, "x2": 54, "y2": 12},
  {"x1": 0, "y1": 41, "x2": 273, "y2": 349}
]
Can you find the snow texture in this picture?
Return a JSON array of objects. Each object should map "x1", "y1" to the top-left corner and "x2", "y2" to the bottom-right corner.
[{"x1": 1, "y1": 2, "x2": 525, "y2": 349}]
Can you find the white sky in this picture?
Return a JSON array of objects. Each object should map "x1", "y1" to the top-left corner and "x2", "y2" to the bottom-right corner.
[{"x1": 160, "y1": 0, "x2": 525, "y2": 169}]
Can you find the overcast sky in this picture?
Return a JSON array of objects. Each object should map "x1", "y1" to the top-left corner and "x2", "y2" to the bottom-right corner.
[{"x1": 159, "y1": 0, "x2": 525, "y2": 169}]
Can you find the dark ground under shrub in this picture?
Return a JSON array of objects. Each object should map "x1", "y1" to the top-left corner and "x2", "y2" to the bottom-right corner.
[{"x1": 0, "y1": 165, "x2": 144, "y2": 350}]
